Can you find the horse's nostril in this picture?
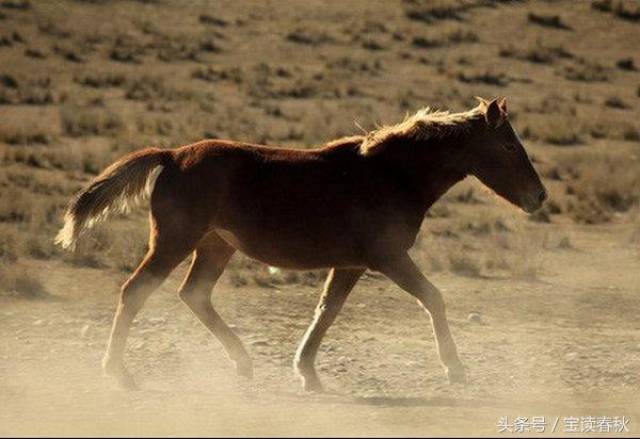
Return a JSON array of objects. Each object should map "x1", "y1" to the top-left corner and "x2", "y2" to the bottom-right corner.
[{"x1": 538, "y1": 190, "x2": 547, "y2": 204}]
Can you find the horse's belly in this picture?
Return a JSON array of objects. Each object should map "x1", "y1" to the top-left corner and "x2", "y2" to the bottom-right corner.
[{"x1": 214, "y1": 228, "x2": 360, "y2": 269}]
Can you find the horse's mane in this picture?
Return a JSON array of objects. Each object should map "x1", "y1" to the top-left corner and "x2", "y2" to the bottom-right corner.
[
  {"x1": 359, "y1": 105, "x2": 484, "y2": 156},
  {"x1": 324, "y1": 135, "x2": 365, "y2": 149}
]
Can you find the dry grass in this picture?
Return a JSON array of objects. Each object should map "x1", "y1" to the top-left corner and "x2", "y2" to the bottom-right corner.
[
  {"x1": 60, "y1": 105, "x2": 124, "y2": 137},
  {"x1": 592, "y1": 0, "x2": 640, "y2": 21},
  {"x1": 0, "y1": 227, "x2": 50, "y2": 299},
  {"x1": 499, "y1": 43, "x2": 573, "y2": 65},
  {"x1": 527, "y1": 12, "x2": 571, "y2": 30},
  {"x1": 448, "y1": 252, "x2": 482, "y2": 277},
  {"x1": 557, "y1": 151, "x2": 640, "y2": 224},
  {"x1": 521, "y1": 115, "x2": 582, "y2": 146},
  {"x1": 0, "y1": 263, "x2": 50, "y2": 299}
]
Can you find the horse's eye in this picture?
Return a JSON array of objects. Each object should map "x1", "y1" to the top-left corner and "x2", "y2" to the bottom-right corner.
[{"x1": 503, "y1": 142, "x2": 516, "y2": 151}]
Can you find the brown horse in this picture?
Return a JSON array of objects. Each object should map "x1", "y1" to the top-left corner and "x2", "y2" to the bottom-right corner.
[{"x1": 56, "y1": 97, "x2": 546, "y2": 391}]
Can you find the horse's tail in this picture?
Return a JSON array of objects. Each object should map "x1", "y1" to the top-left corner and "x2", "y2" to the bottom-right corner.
[{"x1": 55, "y1": 147, "x2": 171, "y2": 250}]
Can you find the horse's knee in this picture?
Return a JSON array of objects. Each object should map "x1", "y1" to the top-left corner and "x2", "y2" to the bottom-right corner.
[
  {"x1": 417, "y1": 288, "x2": 446, "y2": 314},
  {"x1": 118, "y1": 275, "x2": 154, "y2": 314},
  {"x1": 177, "y1": 287, "x2": 189, "y2": 303},
  {"x1": 178, "y1": 256, "x2": 227, "y2": 306},
  {"x1": 177, "y1": 276, "x2": 211, "y2": 305},
  {"x1": 177, "y1": 286, "x2": 199, "y2": 306}
]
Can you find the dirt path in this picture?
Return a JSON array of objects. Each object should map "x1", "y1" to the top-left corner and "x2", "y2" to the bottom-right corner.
[{"x1": 1, "y1": 223, "x2": 639, "y2": 436}]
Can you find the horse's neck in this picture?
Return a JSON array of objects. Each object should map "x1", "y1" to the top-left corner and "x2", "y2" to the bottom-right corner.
[{"x1": 382, "y1": 137, "x2": 470, "y2": 212}]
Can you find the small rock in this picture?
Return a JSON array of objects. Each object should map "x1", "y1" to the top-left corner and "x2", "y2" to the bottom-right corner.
[
  {"x1": 249, "y1": 339, "x2": 269, "y2": 347},
  {"x1": 80, "y1": 324, "x2": 90, "y2": 338},
  {"x1": 494, "y1": 219, "x2": 512, "y2": 232},
  {"x1": 130, "y1": 340, "x2": 146, "y2": 350},
  {"x1": 467, "y1": 312, "x2": 482, "y2": 323},
  {"x1": 565, "y1": 352, "x2": 579, "y2": 361},
  {"x1": 267, "y1": 266, "x2": 281, "y2": 276},
  {"x1": 557, "y1": 237, "x2": 572, "y2": 249},
  {"x1": 33, "y1": 319, "x2": 45, "y2": 326}
]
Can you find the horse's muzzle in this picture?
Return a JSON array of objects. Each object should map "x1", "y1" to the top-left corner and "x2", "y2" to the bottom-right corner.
[{"x1": 522, "y1": 189, "x2": 547, "y2": 213}]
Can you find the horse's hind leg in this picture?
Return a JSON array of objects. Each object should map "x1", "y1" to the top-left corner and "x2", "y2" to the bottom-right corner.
[
  {"x1": 102, "y1": 222, "x2": 199, "y2": 389},
  {"x1": 178, "y1": 231, "x2": 253, "y2": 378},
  {"x1": 294, "y1": 267, "x2": 365, "y2": 392}
]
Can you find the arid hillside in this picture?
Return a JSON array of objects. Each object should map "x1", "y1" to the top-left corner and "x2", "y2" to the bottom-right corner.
[{"x1": 0, "y1": 0, "x2": 639, "y2": 280}]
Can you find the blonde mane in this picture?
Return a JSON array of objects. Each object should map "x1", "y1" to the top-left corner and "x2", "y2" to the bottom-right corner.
[{"x1": 359, "y1": 105, "x2": 484, "y2": 156}]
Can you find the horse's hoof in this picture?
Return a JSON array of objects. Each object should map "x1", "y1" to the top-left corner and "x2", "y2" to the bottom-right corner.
[
  {"x1": 105, "y1": 368, "x2": 139, "y2": 390},
  {"x1": 294, "y1": 362, "x2": 324, "y2": 392},
  {"x1": 103, "y1": 358, "x2": 139, "y2": 390},
  {"x1": 446, "y1": 366, "x2": 467, "y2": 385},
  {"x1": 117, "y1": 372, "x2": 139, "y2": 390},
  {"x1": 301, "y1": 375, "x2": 324, "y2": 393},
  {"x1": 236, "y1": 360, "x2": 254, "y2": 379}
]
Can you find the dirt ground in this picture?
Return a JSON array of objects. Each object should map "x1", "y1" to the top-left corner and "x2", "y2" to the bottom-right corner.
[
  {"x1": 1, "y1": 0, "x2": 639, "y2": 437},
  {"x1": 1, "y1": 220, "x2": 639, "y2": 436}
]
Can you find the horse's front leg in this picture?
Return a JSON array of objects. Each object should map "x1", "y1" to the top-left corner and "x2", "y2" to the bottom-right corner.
[
  {"x1": 294, "y1": 267, "x2": 365, "y2": 392},
  {"x1": 376, "y1": 253, "x2": 466, "y2": 384}
]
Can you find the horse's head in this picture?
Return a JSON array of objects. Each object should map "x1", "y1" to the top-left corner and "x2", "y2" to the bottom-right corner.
[{"x1": 469, "y1": 97, "x2": 547, "y2": 213}]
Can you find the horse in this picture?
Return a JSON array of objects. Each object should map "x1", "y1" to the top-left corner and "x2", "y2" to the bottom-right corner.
[{"x1": 56, "y1": 97, "x2": 547, "y2": 391}]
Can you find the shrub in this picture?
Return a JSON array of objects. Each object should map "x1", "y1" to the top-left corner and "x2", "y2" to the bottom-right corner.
[
  {"x1": 563, "y1": 62, "x2": 608, "y2": 82},
  {"x1": 286, "y1": 29, "x2": 333, "y2": 45},
  {"x1": 0, "y1": 263, "x2": 50, "y2": 300},
  {"x1": 74, "y1": 72, "x2": 125, "y2": 88},
  {"x1": 604, "y1": 96, "x2": 628, "y2": 109},
  {"x1": 0, "y1": 126, "x2": 53, "y2": 144},
  {"x1": 199, "y1": 14, "x2": 228, "y2": 27},
  {"x1": 527, "y1": 13, "x2": 571, "y2": 30},
  {"x1": 616, "y1": 58, "x2": 636, "y2": 71},
  {"x1": 457, "y1": 71, "x2": 508, "y2": 87},
  {"x1": 447, "y1": 30, "x2": 478, "y2": 44},
  {"x1": 406, "y1": 6, "x2": 463, "y2": 23},
  {"x1": 557, "y1": 152, "x2": 640, "y2": 223},
  {"x1": 192, "y1": 66, "x2": 243, "y2": 83},
  {"x1": 448, "y1": 252, "x2": 482, "y2": 277},
  {"x1": 499, "y1": 44, "x2": 573, "y2": 64},
  {"x1": 411, "y1": 36, "x2": 442, "y2": 49},
  {"x1": 60, "y1": 105, "x2": 124, "y2": 137},
  {"x1": 1, "y1": 0, "x2": 30, "y2": 10}
]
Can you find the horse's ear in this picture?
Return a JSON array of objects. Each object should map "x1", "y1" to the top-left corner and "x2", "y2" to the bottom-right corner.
[
  {"x1": 475, "y1": 96, "x2": 489, "y2": 107},
  {"x1": 484, "y1": 99, "x2": 504, "y2": 128},
  {"x1": 498, "y1": 97, "x2": 508, "y2": 114}
]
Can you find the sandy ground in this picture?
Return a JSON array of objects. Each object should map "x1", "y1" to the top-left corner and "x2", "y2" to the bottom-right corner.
[{"x1": 1, "y1": 221, "x2": 638, "y2": 437}]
